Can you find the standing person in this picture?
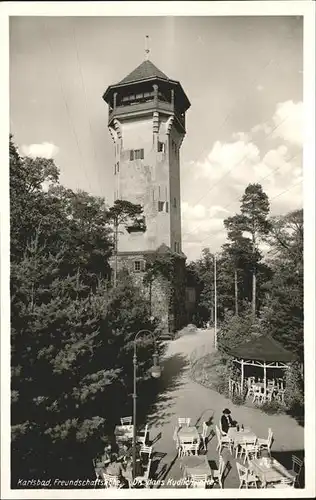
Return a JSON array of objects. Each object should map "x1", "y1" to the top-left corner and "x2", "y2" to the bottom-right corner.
[{"x1": 220, "y1": 408, "x2": 237, "y2": 435}]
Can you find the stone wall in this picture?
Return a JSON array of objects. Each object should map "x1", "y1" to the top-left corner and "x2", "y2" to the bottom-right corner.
[{"x1": 109, "y1": 251, "x2": 189, "y2": 334}]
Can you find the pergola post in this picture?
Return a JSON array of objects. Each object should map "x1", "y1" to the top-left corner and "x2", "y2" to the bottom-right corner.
[
  {"x1": 263, "y1": 363, "x2": 267, "y2": 401},
  {"x1": 240, "y1": 359, "x2": 244, "y2": 396}
]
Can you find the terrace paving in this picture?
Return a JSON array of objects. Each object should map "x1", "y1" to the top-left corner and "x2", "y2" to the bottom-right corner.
[{"x1": 145, "y1": 328, "x2": 304, "y2": 489}]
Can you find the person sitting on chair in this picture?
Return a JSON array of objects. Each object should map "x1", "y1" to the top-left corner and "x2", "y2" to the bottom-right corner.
[
  {"x1": 220, "y1": 408, "x2": 236, "y2": 435},
  {"x1": 104, "y1": 452, "x2": 125, "y2": 487}
]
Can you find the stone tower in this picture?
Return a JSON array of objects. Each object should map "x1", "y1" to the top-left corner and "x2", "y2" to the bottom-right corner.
[{"x1": 103, "y1": 58, "x2": 191, "y2": 331}]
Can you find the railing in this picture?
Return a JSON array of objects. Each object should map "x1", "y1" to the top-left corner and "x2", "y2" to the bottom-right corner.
[{"x1": 109, "y1": 100, "x2": 185, "y2": 130}]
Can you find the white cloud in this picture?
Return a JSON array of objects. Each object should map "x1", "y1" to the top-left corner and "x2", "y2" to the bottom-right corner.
[
  {"x1": 21, "y1": 142, "x2": 59, "y2": 159},
  {"x1": 232, "y1": 132, "x2": 250, "y2": 142},
  {"x1": 272, "y1": 100, "x2": 303, "y2": 146},
  {"x1": 196, "y1": 139, "x2": 260, "y2": 181},
  {"x1": 251, "y1": 100, "x2": 303, "y2": 146},
  {"x1": 182, "y1": 202, "x2": 229, "y2": 245},
  {"x1": 182, "y1": 100, "x2": 303, "y2": 261},
  {"x1": 181, "y1": 202, "x2": 206, "y2": 220},
  {"x1": 251, "y1": 122, "x2": 272, "y2": 135}
]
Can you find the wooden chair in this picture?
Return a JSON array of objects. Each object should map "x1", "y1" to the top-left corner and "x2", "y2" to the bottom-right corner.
[
  {"x1": 243, "y1": 444, "x2": 259, "y2": 465},
  {"x1": 236, "y1": 462, "x2": 258, "y2": 488},
  {"x1": 187, "y1": 473, "x2": 208, "y2": 488},
  {"x1": 276, "y1": 388, "x2": 285, "y2": 404},
  {"x1": 178, "y1": 417, "x2": 191, "y2": 427},
  {"x1": 236, "y1": 437, "x2": 258, "y2": 462},
  {"x1": 246, "y1": 383, "x2": 255, "y2": 399},
  {"x1": 140, "y1": 444, "x2": 153, "y2": 459},
  {"x1": 288, "y1": 454, "x2": 303, "y2": 487},
  {"x1": 277, "y1": 378, "x2": 284, "y2": 390},
  {"x1": 199, "y1": 421, "x2": 209, "y2": 451},
  {"x1": 252, "y1": 387, "x2": 264, "y2": 404},
  {"x1": 212, "y1": 455, "x2": 226, "y2": 488},
  {"x1": 215, "y1": 425, "x2": 233, "y2": 454},
  {"x1": 258, "y1": 428, "x2": 273, "y2": 453},
  {"x1": 120, "y1": 416, "x2": 132, "y2": 425},
  {"x1": 102, "y1": 473, "x2": 121, "y2": 488},
  {"x1": 179, "y1": 442, "x2": 199, "y2": 458},
  {"x1": 178, "y1": 437, "x2": 194, "y2": 457},
  {"x1": 265, "y1": 387, "x2": 274, "y2": 402},
  {"x1": 137, "y1": 423, "x2": 148, "y2": 445},
  {"x1": 272, "y1": 477, "x2": 295, "y2": 488},
  {"x1": 133, "y1": 458, "x2": 152, "y2": 487}
]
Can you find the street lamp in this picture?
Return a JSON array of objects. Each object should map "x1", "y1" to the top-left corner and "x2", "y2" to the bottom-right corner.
[
  {"x1": 214, "y1": 253, "x2": 217, "y2": 351},
  {"x1": 132, "y1": 329, "x2": 161, "y2": 480}
]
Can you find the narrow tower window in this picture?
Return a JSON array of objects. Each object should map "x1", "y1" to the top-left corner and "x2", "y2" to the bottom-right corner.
[
  {"x1": 130, "y1": 149, "x2": 144, "y2": 160},
  {"x1": 158, "y1": 201, "x2": 164, "y2": 212},
  {"x1": 173, "y1": 197, "x2": 177, "y2": 208},
  {"x1": 134, "y1": 260, "x2": 145, "y2": 272},
  {"x1": 158, "y1": 141, "x2": 165, "y2": 153}
]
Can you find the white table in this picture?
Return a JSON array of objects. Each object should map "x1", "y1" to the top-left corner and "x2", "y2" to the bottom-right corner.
[
  {"x1": 182, "y1": 455, "x2": 214, "y2": 484},
  {"x1": 249, "y1": 458, "x2": 295, "y2": 487},
  {"x1": 228, "y1": 427, "x2": 257, "y2": 446},
  {"x1": 178, "y1": 426, "x2": 200, "y2": 443}
]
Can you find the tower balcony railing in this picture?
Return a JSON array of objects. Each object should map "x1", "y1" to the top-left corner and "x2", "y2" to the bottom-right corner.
[{"x1": 109, "y1": 99, "x2": 185, "y2": 130}]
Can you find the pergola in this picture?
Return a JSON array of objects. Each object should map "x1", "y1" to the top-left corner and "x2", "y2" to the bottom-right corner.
[{"x1": 225, "y1": 335, "x2": 296, "y2": 400}]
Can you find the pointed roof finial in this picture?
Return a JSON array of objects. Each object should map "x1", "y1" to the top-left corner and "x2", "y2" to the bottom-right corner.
[{"x1": 145, "y1": 35, "x2": 150, "y2": 60}]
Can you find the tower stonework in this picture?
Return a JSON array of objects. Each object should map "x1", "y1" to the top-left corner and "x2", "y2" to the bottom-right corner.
[{"x1": 103, "y1": 59, "x2": 191, "y2": 332}]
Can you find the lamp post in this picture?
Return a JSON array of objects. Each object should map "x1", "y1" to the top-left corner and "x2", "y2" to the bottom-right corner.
[
  {"x1": 132, "y1": 329, "x2": 161, "y2": 480},
  {"x1": 214, "y1": 253, "x2": 218, "y2": 350}
]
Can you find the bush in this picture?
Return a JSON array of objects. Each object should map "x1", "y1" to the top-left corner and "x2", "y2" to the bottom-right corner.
[
  {"x1": 231, "y1": 393, "x2": 245, "y2": 406},
  {"x1": 191, "y1": 351, "x2": 230, "y2": 395},
  {"x1": 284, "y1": 362, "x2": 304, "y2": 408},
  {"x1": 218, "y1": 306, "x2": 261, "y2": 350},
  {"x1": 174, "y1": 324, "x2": 198, "y2": 339},
  {"x1": 284, "y1": 362, "x2": 304, "y2": 424},
  {"x1": 257, "y1": 400, "x2": 285, "y2": 415}
]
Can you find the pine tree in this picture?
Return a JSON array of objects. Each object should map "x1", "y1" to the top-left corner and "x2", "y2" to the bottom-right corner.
[
  {"x1": 10, "y1": 137, "x2": 160, "y2": 486},
  {"x1": 108, "y1": 199, "x2": 146, "y2": 287},
  {"x1": 223, "y1": 214, "x2": 257, "y2": 316},
  {"x1": 238, "y1": 184, "x2": 271, "y2": 316}
]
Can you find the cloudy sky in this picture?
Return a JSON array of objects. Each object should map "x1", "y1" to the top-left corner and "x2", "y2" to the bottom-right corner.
[{"x1": 10, "y1": 15, "x2": 303, "y2": 261}]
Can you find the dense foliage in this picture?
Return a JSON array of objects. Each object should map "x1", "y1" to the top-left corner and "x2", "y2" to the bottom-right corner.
[
  {"x1": 10, "y1": 137, "x2": 160, "y2": 487},
  {"x1": 189, "y1": 184, "x2": 303, "y2": 363},
  {"x1": 189, "y1": 184, "x2": 304, "y2": 421}
]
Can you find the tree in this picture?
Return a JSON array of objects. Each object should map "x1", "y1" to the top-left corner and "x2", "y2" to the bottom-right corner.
[
  {"x1": 11, "y1": 240, "x2": 157, "y2": 485},
  {"x1": 10, "y1": 135, "x2": 59, "y2": 260},
  {"x1": 223, "y1": 215, "x2": 257, "y2": 316},
  {"x1": 238, "y1": 184, "x2": 271, "y2": 316},
  {"x1": 11, "y1": 240, "x2": 117, "y2": 484},
  {"x1": 108, "y1": 199, "x2": 146, "y2": 287},
  {"x1": 260, "y1": 209, "x2": 303, "y2": 361},
  {"x1": 10, "y1": 137, "x2": 159, "y2": 486},
  {"x1": 10, "y1": 136, "x2": 113, "y2": 285},
  {"x1": 185, "y1": 248, "x2": 215, "y2": 326}
]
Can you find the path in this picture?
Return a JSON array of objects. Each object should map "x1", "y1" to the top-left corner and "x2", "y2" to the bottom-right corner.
[{"x1": 146, "y1": 328, "x2": 304, "y2": 488}]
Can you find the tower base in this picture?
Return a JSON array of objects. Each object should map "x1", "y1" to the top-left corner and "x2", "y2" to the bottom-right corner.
[{"x1": 109, "y1": 246, "x2": 188, "y2": 334}]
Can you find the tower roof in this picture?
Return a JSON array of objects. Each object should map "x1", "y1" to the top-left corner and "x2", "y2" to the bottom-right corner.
[
  {"x1": 103, "y1": 58, "x2": 190, "y2": 112},
  {"x1": 118, "y1": 60, "x2": 169, "y2": 85}
]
